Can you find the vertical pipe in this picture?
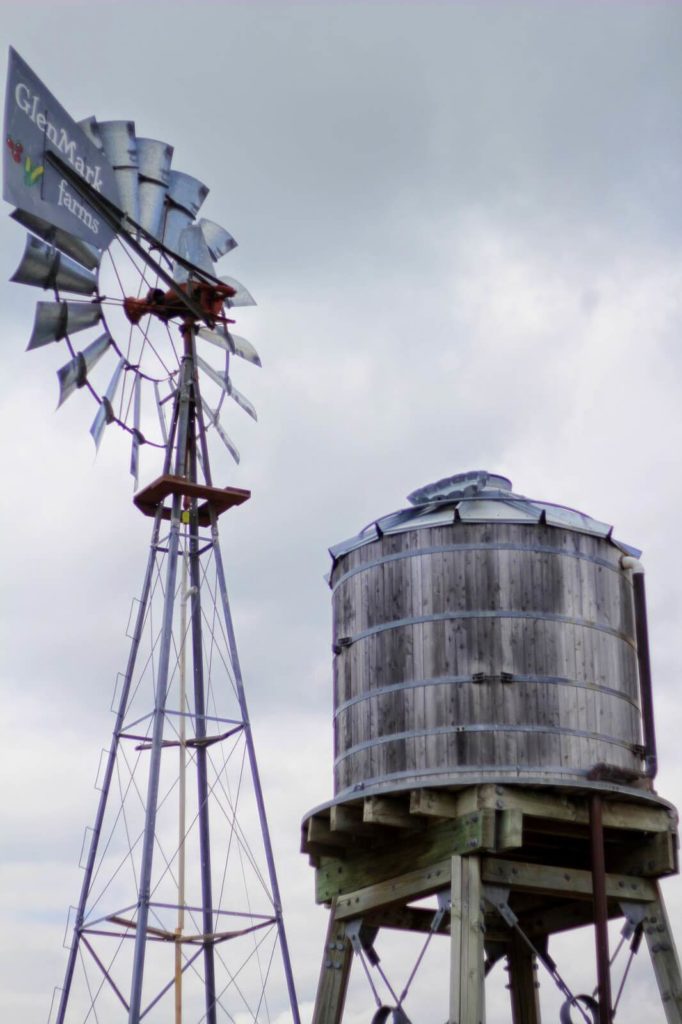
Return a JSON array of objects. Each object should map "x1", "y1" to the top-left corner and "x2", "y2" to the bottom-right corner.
[
  {"x1": 56, "y1": 395, "x2": 181, "y2": 1024},
  {"x1": 632, "y1": 569, "x2": 658, "y2": 779},
  {"x1": 590, "y1": 795, "x2": 613, "y2": 1024},
  {"x1": 128, "y1": 352, "x2": 194, "y2": 1024},
  {"x1": 186, "y1": 384, "x2": 218, "y2": 1024}
]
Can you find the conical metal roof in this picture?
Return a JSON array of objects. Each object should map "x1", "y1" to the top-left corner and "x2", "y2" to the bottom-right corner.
[{"x1": 329, "y1": 470, "x2": 640, "y2": 563}]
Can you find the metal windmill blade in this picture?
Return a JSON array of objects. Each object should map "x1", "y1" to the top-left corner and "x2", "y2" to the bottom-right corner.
[
  {"x1": 97, "y1": 120, "x2": 141, "y2": 224},
  {"x1": 199, "y1": 218, "x2": 237, "y2": 260},
  {"x1": 11, "y1": 234, "x2": 98, "y2": 294},
  {"x1": 161, "y1": 170, "x2": 209, "y2": 254},
  {"x1": 77, "y1": 115, "x2": 103, "y2": 150},
  {"x1": 28, "y1": 301, "x2": 103, "y2": 350},
  {"x1": 201, "y1": 397, "x2": 240, "y2": 463},
  {"x1": 137, "y1": 137, "x2": 174, "y2": 238},
  {"x1": 219, "y1": 274, "x2": 256, "y2": 307},
  {"x1": 129, "y1": 372, "x2": 143, "y2": 487},
  {"x1": 10, "y1": 209, "x2": 101, "y2": 270},
  {"x1": 196, "y1": 355, "x2": 258, "y2": 420},
  {"x1": 57, "y1": 331, "x2": 112, "y2": 406},
  {"x1": 89, "y1": 357, "x2": 125, "y2": 449},
  {"x1": 173, "y1": 223, "x2": 216, "y2": 282},
  {"x1": 198, "y1": 325, "x2": 262, "y2": 366}
]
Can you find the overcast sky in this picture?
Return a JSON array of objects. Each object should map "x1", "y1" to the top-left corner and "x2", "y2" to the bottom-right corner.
[{"x1": 1, "y1": 2, "x2": 682, "y2": 1022}]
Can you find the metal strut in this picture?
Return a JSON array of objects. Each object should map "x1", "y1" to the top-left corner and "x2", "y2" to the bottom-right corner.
[
  {"x1": 346, "y1": 892, "x2": 450, "y2": 1024},
  {"x1": 484, "y1": 886, "x2": 595, "y2": 1024}
]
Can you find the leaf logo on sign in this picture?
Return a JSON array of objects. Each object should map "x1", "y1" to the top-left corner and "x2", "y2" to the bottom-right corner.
[{"x1": 23, "y1": 154, "x2": 44, "y2": 187}]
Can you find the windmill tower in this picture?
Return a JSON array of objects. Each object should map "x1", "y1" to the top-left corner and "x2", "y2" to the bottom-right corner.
[
  {"x1": 4, "y1": 49, "x2": 299, "y2": 1024},
  {"x1": 302, "y1": 470, "x2": 682, "y2": 1024}
]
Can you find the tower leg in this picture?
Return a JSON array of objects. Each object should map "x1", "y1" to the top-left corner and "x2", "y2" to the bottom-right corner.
[
  {"x1": 450, "y1": 855, "x2": 485, "y2": 1024},
  {"x1": 507, "y1": 931, "x2": 541, "y2": 1024},
  {"x1": 312, "y1": 903, "x2": 353, "y2": 1024},
  {"x1": 644, "y1": 886, "x2": 682, "y2": 1024}
]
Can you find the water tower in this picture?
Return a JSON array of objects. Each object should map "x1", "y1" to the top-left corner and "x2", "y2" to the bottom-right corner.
[{"x1": 302, "y1": 471, "x2": 682, "y2": 1024}]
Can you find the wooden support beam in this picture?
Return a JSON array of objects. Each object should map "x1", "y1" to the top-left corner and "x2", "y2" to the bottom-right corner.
[
  {"x1": 308, "y1": 815, "x2": 351, "y2": 848},
  {"x1": 363, "y1": 904, "x2": 450, "y2": 935},
  {"x1": 330, "y1": 802, "x2": 381, "y2": 837},
  {"x1": 518, "y1": 898, "x2": 620, "y2": 939},
  {"x1": 643, "y1": 886, "x2": 682, "y2": 1024},
  {"x1": 610, "y1": 831, "x2": 678, "y2": 879},
  {"x1": 410, "y1": 785, "x2": 676, "y2": 841},
  {"x1": 496, "y1": 809, "x2": 523, "y2": 851},
  {"x1": 316, "y1": 812, "x2": 496, "y2": 903},
  {"x1": 334, "y1": 859, "x2": 451, "y2": 920},
  {"x1": 410, "y1": 788, "x2": 478, "y2": 819},
  {"x1": 364, "y1": 795, "x2": 420, "y2": 829},
  {"x1": 507, "y1": 930, "x2": 541, "y2": 1024},
  {"x1": 450, "y1": 854, "x2": 485, "y2": 1024},
  {"x1": 486, "y1": 786, "x2": 676, "y2": 834},
  {"x1": 311, "y1": 904, "x2": 353, "y2": 1024},
  {"x1": 482, "y1": 857, "x2": 656, "y2": 902}
]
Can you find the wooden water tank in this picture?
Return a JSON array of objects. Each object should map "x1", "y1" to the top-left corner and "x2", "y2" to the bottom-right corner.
[{"x1": 329, "y1": 471, "x2": 644, "y2": 798}]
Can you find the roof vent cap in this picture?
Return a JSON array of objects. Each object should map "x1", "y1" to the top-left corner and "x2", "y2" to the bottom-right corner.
[{"x1": 407, "y1": 470, "x2": 513, "y2": 506}]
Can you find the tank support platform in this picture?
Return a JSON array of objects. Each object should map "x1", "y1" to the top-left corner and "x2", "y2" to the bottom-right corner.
[{"x1": 303, "y1": 785, "x2": 682, "y2": 1024}]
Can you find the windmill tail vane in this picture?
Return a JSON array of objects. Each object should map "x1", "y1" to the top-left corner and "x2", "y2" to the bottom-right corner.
[{"x1": 4, "y1": 47, "x2": 301, "y2": 1024}]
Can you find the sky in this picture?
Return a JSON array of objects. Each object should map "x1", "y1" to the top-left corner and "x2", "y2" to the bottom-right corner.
[{"x1": 1, "y1": 1, "x2": 682, "y2": 1021}]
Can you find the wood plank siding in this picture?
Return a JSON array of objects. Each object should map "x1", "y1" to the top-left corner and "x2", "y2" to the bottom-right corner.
[{"x1": 331, "y1": 523, "x2": 641, "y2": 795}]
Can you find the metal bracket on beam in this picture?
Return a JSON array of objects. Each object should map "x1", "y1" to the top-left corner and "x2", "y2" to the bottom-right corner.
[{"x1": 483, "y1": 885, "x2": 518, "y2": 929}]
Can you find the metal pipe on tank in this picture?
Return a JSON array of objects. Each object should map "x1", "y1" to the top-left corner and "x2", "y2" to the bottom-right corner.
[{"x1": 621, "y1": 557, "x2": 658, "y2": 780}]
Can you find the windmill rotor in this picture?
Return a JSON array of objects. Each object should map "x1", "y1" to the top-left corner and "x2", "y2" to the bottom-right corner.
[{"x1": 8, "y1": 86, "x2": 260, "y2": 487}]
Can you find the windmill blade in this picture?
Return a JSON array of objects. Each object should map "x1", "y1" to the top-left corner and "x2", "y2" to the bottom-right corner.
[
  {"x1": 229, "y1": 334, "x2": 261, "y2": 366},
  {"x1": 161, "y1": 171, "x2": 209, "y2": 255},
  {"x1": 29, "y1": 301, "x2": 103, "y2": 350},
  {"x1": 173, "y1": 224, "x2": 216, "y2": 282},
  {"x1": 130, "y1": 373, "x2": 143, "y2": 486},
  {"x1": 137, "y1": 138, "x2": 174, "y2": 239},
  {"x1": 77, "y1": 116, "x2": 103, "y2": 150},
  {"x1": 197, "y1": 355, "x2": 258, "y2": 421},
  {"x1": 153, "y1": 382, "x2": 169, "y2": 445},
  {"x1": 57, "y1": 331, "x2": 112, "y2": 406},
  {"x1": 90, "y1": 358, "x2": 125, "y2": 450},
  {"x1": 198, "y1": 326, "x2": 261, "y2": 367},
  {"x1": 11, "y1": 210, "x2": 101, "y2": 271},
  {"x1": 201, "y1": 398, "x2": 240, "y2": 464},
  {"x1": 196, "y1": 354, "x2": 228, "y2": 392},
  {"x1": 227, "y1": 380, "x2": 257, "y2": 421},
  {"x1": 199, "y1": 219, "x2": 237, "y2": 260},
  {"x1": 219, "y1": 275, "x2": 256, "y2": 308},
  {"x1": 12, "y1": 234, "x2": 98, "y2": 295},
  {"x1": 97, "y1": 120, "x2": 140, "y2": 223}
]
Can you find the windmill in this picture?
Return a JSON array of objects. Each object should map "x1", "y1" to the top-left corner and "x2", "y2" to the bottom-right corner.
[{"x1": 4, "y1": 48, "x2": 300, "y2": 1024}]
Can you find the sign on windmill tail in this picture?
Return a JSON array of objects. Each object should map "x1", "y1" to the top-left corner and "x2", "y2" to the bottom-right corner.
[
  {"x1": 3, "y1": 47, "x2": 260, "y2": 487},
  {"x1": 4, "y1": 47, "x2": 117, "y2": 246}
]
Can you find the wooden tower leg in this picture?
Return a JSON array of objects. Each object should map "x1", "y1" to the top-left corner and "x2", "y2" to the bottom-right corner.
[
  {"x1": 507, "y1": 931, "x2": 541, "y2": 1024},
  {"x1": 312, "y1": 902, "x2": 353, "y2": 1024},
  {"x1": 643, "y1": 886, "x2": 682, "y2": 1024},
  {"x1": 450, "y1": 854, "x2": 485, "y2": 1024}
]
